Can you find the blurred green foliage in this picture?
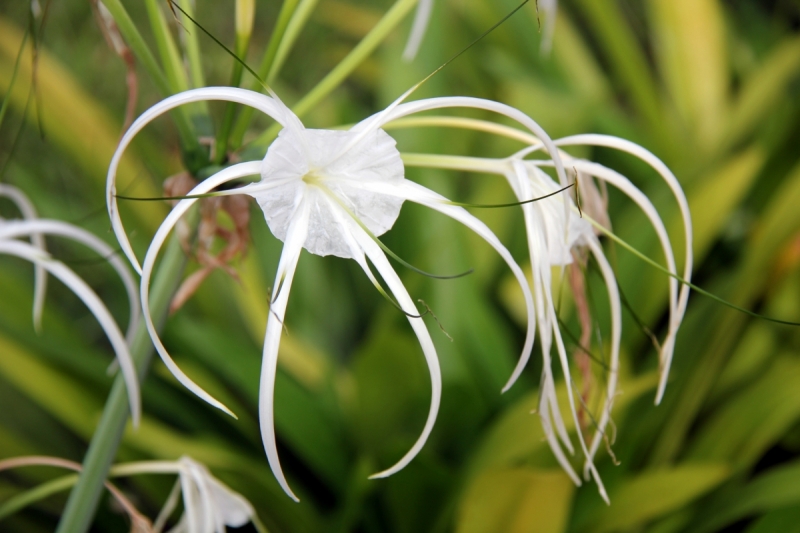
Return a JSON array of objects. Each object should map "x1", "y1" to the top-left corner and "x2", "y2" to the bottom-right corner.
[{"x1": 1, "y1": 0, "x2": 800, "y2": 531}]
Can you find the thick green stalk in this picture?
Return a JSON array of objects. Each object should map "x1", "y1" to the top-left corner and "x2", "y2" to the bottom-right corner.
[
  {"x1": 251, "y1": 0, "x2": 419, "y2": 148},
  {"x1": 55, "y1": 236, "x2": 186, "y2": 533}
]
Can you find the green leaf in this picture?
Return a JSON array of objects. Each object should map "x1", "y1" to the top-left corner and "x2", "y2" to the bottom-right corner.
[
  {"x1": 725, "y1": 36, "x2": 800, "y2": 151},
  {"x1": 745, "y1": 506, "x2": 800, "y2": 533},
  {"x1": 576, "y1": 464, "x2": 729, "y2": 533},
  {"x1": 648, "y1": 0, "x2": 728, "y2": 151},
  {"x1": 687, "y1": 355, "x2": 800, "y2": 470},
  {"x1": 456, "y1": 468, "x2": 575, "y2": 533},
  {"x1": 687, "y1": 460, "x2": 800, "y2": 533}
]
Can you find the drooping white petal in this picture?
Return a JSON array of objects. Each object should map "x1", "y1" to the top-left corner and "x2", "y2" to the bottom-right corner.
[
  {"x1": 0, "y1": 240, "x2": 140, "y2": 427},
  {"x1": 107, "y1": 87, "x2": 294, "y2": 274},
  {"x1": 512, "y1": 165, "x2": 574, "y2": 454},
  {"x1": 402, "y1": 0, "x2": 433, "y2": 61},
  {"x1": 353, "y1": 96, "x2": 570, "y2": 190},
  {"x1": 258, "y1": 198, "x2": 310, "y2": 503},
  {"x1": 0, "y1": 219, "x2": 140, "y2": 343},
  {"x1": 353, "y1": 178, "x2": 537, "y2": 394},
  {"x1": 241, "y1": 127, "x2": 405, "y2": 259},
  {"x1": 140, "y1": 161, "x2": 261, "y2": 418},
  {"x1": 0, "y1": 184, "x2": 47, "y2": 330},
  {"x1": 553, "y1": 134, "x2": 692, "y2": 404},
  {"x1": 583, "y1": 235, "x2": 621, "y2": 478}
]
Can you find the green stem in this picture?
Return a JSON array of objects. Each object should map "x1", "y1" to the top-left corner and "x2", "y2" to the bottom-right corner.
[
  {"x1": 0, "y1": 474, "x2": 78, "y2": 520},
  {"x1": 229, "y1": 0, "x2": 301, "y2": 150},
  {"x1": 214, "y1": 0, "x2": 256, "y2": 164},
  {"x1": 101, "y1": 0, "x2": 203, "y2": 169},
  {"x1": 55, "y1": 236, "x2": 186, "y2": 533},
  {"x1": 250, "y1": 0, "x2": 419, "y2": 148}
]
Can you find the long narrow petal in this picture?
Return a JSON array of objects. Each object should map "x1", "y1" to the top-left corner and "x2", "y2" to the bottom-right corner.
[
  {"x1": 0, "y1": 219, "x2": 140, "y2": 343},
  {"x1": 512, "y1": 167, "x2": 574, "y2": 454},
  {"x1": 553, "y1": 134, "x2": 693, "y2": 404},
  {"x1": 0, "y1": 184, "x2": 47, "y2": 330},
  {"x1": 0, "y1": 241, "x2": 140, "y2": 427},
  {"x1": 258, "y1": 198, "x2": 310, "y2": 503},
  {"x1": 539, "y1": 376, "x2": 581, "y2": 485},
  {"x1": 583, "y1": 235, "x2": 621, "y2": 477},
  {"x1": 347, "y1": 220, "x2": 442, "y2": 480},
  {"x1": 140, "y1": 162, "x2": 261, "y2": 418},
  {"x1": 546, "y1": 287, "x2": 608, "y2": 503},
  {"x1": 535, "y1": 158, "x2": 680, "y2": 360},
  {"x1": 351, "y1": 96, "x2": 569, "y2": 189},
  {"x1": 107, "y1": 88, "x2": 292, "y2": 274},
  {"x1": 402, "y1": 0, "x2": 433, "y2": 60},
  {"x1": 349, "y1": 178, "x2": 537, "y2": 393}
]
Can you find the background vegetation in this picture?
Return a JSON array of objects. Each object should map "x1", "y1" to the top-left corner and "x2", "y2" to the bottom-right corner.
[{"x1": 1, "y1": 0, "x2": 800, "y2": 531}]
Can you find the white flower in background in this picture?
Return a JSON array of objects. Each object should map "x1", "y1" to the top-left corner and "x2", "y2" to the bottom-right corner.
[
  {"x1": 113, "y1": 456, "x2": 256, "y2": 533},
  {"x1": 0, "y1": 455, "x2": 257, "y2": 533},
  {"x1": 0, "y1": 184, "x2": 142, "y2": 426},
  {"x1": 396, "y1": 117, "x2": 692, "y2": 500},
  {"x1": 105, "y1": 86, "x2": 596, "y2": 500}
]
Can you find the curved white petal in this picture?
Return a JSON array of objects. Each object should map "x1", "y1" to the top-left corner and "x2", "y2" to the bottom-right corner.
[
  {"x1": 539, "y1": 376, "x2": 581, "y2": 485},
  {"x1": 345, "y1": 220, "x2": 442, "y2": 480},
  {"x1": 352, "y1": 96, "x2": 569, "y2": 190},
  {"x1": 403, "y1": 0, "x2": 433, "y2": 61},
  {"x1": 546, "y1": 284, "x2": 608, "y2": 503},
  {"x1": 355, "y1": 178, "x2": 537, "y2": 394},
  {"x1": 512, "y1": 167, "x2": 574, "y2": 454},
  {"x1": 0, "y1": 219, "x2": 140, "y2": 343},
  {"x1": 583, "y1": 235, "x2": 621, "y2": 480},
  {"x1": 140, "y1": 162, "x2": 261, "y2": 418},
  {"x1": 553, "y1": 134, "x2": 692, "y2": 404},
  {"x1": 0, "y1": 184, "x2": 47, "y2": 330},
  {"x1": 107, "y1": 87, "x2": 294, "y2": 275},
  {"x1": 258, "y1": 198, "x2": 310, "y2": 503},
  {"x1": 0, "y1": 240, "x2": 140, "y2": 427}
]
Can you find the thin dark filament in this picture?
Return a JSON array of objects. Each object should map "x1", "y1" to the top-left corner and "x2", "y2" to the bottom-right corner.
[{"x1": 449, "y1": 183, "x2": 573, "y2": 209}]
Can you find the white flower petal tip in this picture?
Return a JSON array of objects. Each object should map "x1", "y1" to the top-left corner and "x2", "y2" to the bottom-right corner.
[
  {"x1": 402, "y1": 0, "x2": 434, "y2": 61},
  {"x1": 1, "y1": 185, "x2": 142, "y2": 428}
]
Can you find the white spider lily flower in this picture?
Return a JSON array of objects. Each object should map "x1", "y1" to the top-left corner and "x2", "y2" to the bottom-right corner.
[
  {"x1": 105, "y1": 87, "x2": 574, "y2": 501},
  {"x1": 396, "y1": 123, "x2": 691, "y2": 500},
  {"x1": 112, "y1": 456, "x2": 256, "y2": 533},
  {"x1": 0, "y1": 184, "x2": 142, "y2": 426}
]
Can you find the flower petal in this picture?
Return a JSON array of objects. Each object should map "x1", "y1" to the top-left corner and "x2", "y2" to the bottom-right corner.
[
  {"x1": 108, "y1": 88, "x2": 293, "y2": 275},
  {"x1": 0, "y1": 219, "x2": 140, "y2": 343},
  {"x1": 140, "y1": 162, "x2": 261, "y2": 418},
  {"x1": 0, "y1": 240, "x2": 140, "y2": 427},
  {"x1": 346, "y1": 220, "x2": 442, "y2": 479},
  {"x1": 553, "y1": 134, "x2": 693, "y2": 404},
  {"x1": 403, "y1": 0, "x2": 433, "y2": 61},
  {"x1": 349, "y1": 178, "x2": 538, "y2": 394},
  {"x1": 0, "y1": 184, "x2": 47, "y2": 331},
  {"x1": 258, "y1": 197, "x2": 310, "y2": 503},
  {"x1": 583, "y1": 235, "x2": 621, "y2": 479}
]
